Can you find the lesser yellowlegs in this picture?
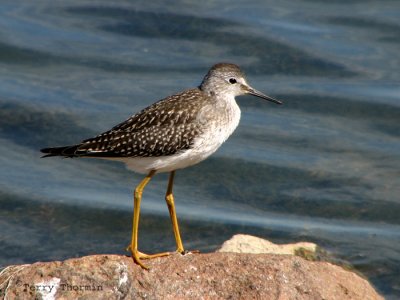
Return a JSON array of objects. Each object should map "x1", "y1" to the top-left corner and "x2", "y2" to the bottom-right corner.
[{"x1": 41, "y1": 63, "x2": 282, "y2": 268}]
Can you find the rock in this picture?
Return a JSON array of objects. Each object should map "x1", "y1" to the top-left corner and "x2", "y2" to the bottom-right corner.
[
  {"x1": 218, "y1": 234, "x2": 318, "y2": 255},
  {"x1": 0, "y1": 251, "x2": 382, "y2": 299}
]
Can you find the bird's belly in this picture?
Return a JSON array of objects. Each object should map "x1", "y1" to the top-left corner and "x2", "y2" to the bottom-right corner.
[{"x1": 119, "y1": 127, "x2": 234, "y2": 174}]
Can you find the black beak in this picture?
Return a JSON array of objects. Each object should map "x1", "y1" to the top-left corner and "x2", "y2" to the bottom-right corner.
[{"x1": 244, "y1": 85, "x2": 283, "y2": 105}]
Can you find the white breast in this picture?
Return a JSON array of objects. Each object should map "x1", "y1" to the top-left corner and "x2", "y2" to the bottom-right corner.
[{"x1": 195, "y1": 95, "x2": 241, "y2": 154}]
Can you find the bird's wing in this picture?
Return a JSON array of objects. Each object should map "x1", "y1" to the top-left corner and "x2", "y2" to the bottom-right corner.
[
  {"x1": 74, "y1": 88, "x2": 206, "y2": 157},
  {"x1": 76, "y1": 123, "x2": 202, "y2": 157},
  {"x1": 109, "y1": 88, "x2": 203, "y2": 132}
]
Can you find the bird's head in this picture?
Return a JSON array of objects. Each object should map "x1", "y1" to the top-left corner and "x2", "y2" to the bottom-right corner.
[{"x1": 200, "y1": 63, "x2": 282, "y2": 104}]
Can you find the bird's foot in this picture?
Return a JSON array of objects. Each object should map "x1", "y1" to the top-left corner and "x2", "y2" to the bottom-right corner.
[
  {"x1": 126, "y1": 245, "x2": 171, "y2": 269},
  {"x1": 126, "y1": 245, "x2": 199, "y2": 269}
]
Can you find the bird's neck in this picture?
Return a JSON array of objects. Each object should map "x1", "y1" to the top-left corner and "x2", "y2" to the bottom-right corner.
[{"x1": 200, "y1": 85, "x2": 235, "y2": 102}]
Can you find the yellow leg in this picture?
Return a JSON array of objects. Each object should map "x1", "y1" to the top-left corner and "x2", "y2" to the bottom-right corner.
[
  {"x1": 129, "y1": 170, "x2": 169, "y2": 269},
  {"x1": 165, "y1": 171, "x2": 185, "y2": 253}
]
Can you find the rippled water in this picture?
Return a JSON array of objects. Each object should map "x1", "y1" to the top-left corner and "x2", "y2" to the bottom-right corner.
[{"x1": 0, "y1": 1, "x2": 399, "y2": 297}]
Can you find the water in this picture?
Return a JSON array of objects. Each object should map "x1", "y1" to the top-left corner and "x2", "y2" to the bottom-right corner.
[{"x1": 0, "y1": 0, "x2": 399, "y2": 297}]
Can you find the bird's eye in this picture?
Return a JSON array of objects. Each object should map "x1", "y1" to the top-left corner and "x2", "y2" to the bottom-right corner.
[{"x1": 229, "y1": 78, "x2": 237, "y2": 84}]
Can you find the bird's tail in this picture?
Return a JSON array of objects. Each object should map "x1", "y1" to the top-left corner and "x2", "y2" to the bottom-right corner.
[{"x1": 40, "y1": 145, "x2": 79, "y2": 158}]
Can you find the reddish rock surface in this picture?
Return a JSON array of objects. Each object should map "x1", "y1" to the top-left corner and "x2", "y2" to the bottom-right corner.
[{"x1": 0, "y1": 252, "x2": 382, "y2": 300}]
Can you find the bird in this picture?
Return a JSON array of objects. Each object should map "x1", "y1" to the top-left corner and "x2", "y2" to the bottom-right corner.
[{"x1": 41, "y1": 63, "x2": 282, "y2": 269}]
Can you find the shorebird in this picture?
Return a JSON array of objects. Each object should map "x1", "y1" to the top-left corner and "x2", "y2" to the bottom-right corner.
[{"x1": 41, "y1": 63, "x2": 282, "y2": 269}]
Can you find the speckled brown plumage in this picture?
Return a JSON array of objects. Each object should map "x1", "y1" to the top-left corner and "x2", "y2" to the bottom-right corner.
[
  {"x1": 42, "y1": 88, "x2": 213, "y2": 158},
  {"x1": 80, "y1": 88, "x2": 210, "y2": 157}
]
